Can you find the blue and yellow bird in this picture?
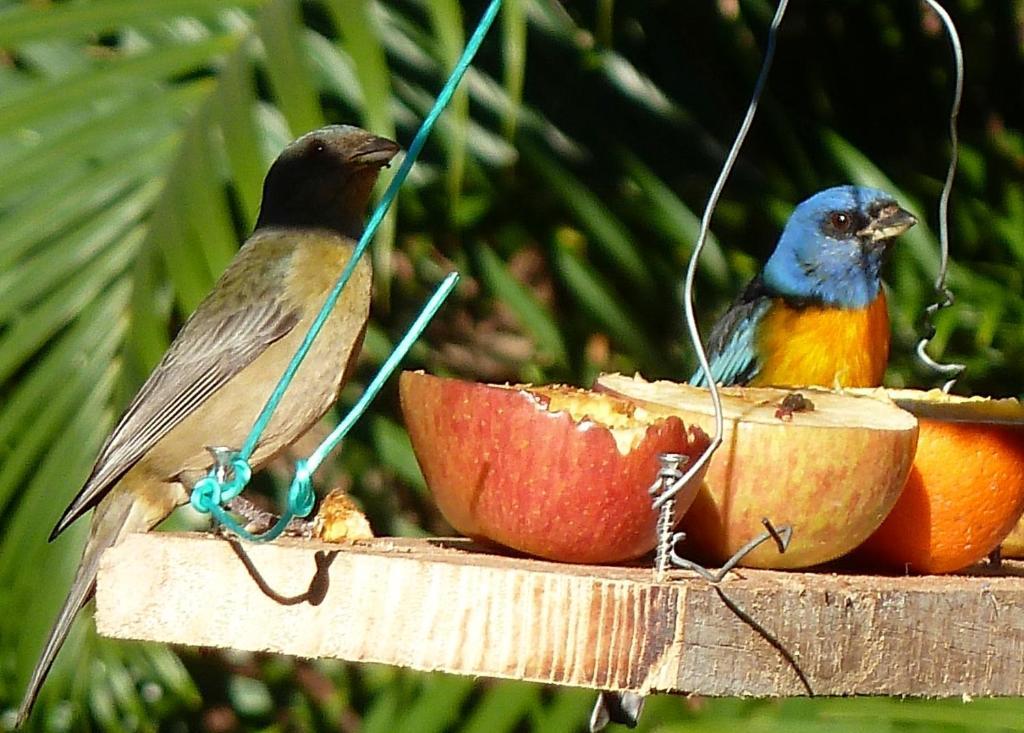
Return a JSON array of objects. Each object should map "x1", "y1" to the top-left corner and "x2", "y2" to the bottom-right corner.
[
  {"x1": 593, "y1": 185, "x2": 916, "y2": 733},
  {"x1": 691, "y1": 185, "x2": 917, "y2": 389}
]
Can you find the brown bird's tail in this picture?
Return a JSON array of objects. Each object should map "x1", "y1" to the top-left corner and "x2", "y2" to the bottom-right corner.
[{"x1": 15, "y1": 491, "x2": 140, "y2": 728}]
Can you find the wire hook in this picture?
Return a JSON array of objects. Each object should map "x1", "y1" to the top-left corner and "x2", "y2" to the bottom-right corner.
[
  {"x1": 915, "y1": 0, "x2": 966, "y2": 392},
  {"x1": 659, "y1": 0, "x2": 792, "y2": 510}
]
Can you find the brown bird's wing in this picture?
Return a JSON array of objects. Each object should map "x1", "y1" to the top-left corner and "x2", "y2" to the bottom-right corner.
[{"x1": 51, "y1": 298, "x2": 300, "y2": 539}]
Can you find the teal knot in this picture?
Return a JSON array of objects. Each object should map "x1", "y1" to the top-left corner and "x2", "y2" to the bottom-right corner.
[
  {"x1": 190, "y1": 475, "x2": 222, "y2": 514},
  {"x1": 180, "y1": 0, "x2": 495, "y2": 544},
  {"x1": 288, "y1": 459, "x2": 315, "y2": 518},
  {"x1": 221, "y1": 457, "x2": 252, "y2": 502},
  {"x1": 189, "y1": 449, "x2": 252, "y2": 515}
]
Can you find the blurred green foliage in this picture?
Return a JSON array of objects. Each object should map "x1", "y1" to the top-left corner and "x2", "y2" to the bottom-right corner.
[{"x1": 0, "y1": 0, "x2": 1022, "y2": 731}]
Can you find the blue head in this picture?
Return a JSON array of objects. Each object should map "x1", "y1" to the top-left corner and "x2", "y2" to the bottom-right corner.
[{"x1": 762, "y1": 185, "x2": 916, "y2": 308}]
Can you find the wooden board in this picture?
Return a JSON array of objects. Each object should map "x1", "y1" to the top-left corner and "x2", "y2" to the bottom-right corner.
[{"x1": 96, "y1": 532, "x2": 1024, "y2": 697}]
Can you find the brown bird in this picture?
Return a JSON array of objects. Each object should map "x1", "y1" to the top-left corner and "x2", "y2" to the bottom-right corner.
[{"x1": 16, "y1": 124, "x2": 400, "y2": 726}]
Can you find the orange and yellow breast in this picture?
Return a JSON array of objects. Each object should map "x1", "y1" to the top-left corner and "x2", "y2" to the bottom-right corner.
[{"x1": 750, "y1": 292, "x2": 890, "y2": 389}]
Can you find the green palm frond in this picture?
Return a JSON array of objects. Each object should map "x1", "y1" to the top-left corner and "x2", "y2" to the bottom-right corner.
[
  {"x1": 2, "y1": 0, "x2": 1023, "y2": 730},
  {"x1": 0, "y1": 0, "x2": 522, "y2": 725}
]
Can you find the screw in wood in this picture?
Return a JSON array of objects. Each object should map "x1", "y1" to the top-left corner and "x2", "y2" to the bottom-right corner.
[{"x1": 651, "y1": 452, "x2": 687, "y2": 580}]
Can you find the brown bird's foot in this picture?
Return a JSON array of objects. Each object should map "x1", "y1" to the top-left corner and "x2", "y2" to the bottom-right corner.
[
  {"x1": 221, "y1": 495, "x2": 316, "y2": 538},
  {"x1": 281, "y1": 517, "x2": 316, "y2": 539},
  {"x1": 224, "y1": 495, "x2": 280, "y2": 535}
]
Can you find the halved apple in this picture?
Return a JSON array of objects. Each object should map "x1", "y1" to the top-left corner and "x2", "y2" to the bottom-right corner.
[
  {"x1": 595, "y1": 373, "x2": 919, "y2": 569},
  {"x1": 852, "y1": 389, "x2": 1024, "y2": 573},
  {"x1": 399, "y1": 371, "x2": 710, "y2": 563}
]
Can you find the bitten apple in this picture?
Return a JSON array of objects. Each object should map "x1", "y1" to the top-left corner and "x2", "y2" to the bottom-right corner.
[
  {"x1": 399, "y1": 371, "x2": 710, "y2": 563},
  {"x1": 595, "y1": 373, "x2": 919, "y2": 569}
]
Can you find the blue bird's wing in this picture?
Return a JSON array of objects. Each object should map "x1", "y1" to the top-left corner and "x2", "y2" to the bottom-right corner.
[{"x1": 689, "y1": 276, "x2": 772, "y2": 387}]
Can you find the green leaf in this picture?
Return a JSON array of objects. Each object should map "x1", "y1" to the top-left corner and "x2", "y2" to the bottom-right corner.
[
  {"x1": 214, "y1": 44, "x2": 267, "y2": 226},
  {"x1": 0, "y1": 0, "x2": 262, "y2": 46},
  {"x1": 176, "y1": 116, "x2": 242, "y2": 281},
  {"x1": 370, "y1": 416, "x2": 426, "y2": 492},
  {"x1": 258, "y1": 0, "x2": 324, "y2": 137},
  {"x1": 461, "y1": 681, "x2": 540, "y2": 733},
  {"x1": 0, "y1": 287, "x2": 128, "y2": 511},
  {"x1": 3, "y1": 363, "x2": 117, "y2": 697},
  {"x1": 621, "y1": 152, "x2": 730, "y2": 288},
  {"x1": 476, "y1": 243, "x2": 568, "y2": 366},
  {"x1": 323, "y1": 0, "x2": 399, "y2": 306},
  {"x1": 554, "y1": 242, "x2": 657, "y2": 363},
  {"x1": 392, "y1": 674, "x2": 475, "y2": 733},
  {"x1": 228, "y1": 676, "x2": 274, "y2": 717},
  {"x1": 524, "y1": 142, "x2": 653, "y2": 291},
  {"x1": 0, "y1": 134, "x2": 175, "y2": 268},
  {"x1": 0, "y1": 240, "x2": 135, "y2": 384},
  {"x1": 0, "y1": 34, "x2": 241, "y2": 134},
  {"x1": 137, "y1": 644, "x2": 201, "y2": 707},
  {"x1": 424, "y1": 0, "x2": 468, "y2": 216},
  {"x1": 499, "y1": 0, "x2": 526, "y2": 139},
  {"x1": 528, "y1": 686, "x2": 592, "y2": 731},
  {"x1": 0, "y1": 196, "x2": 152, "y2": 321},
  {"x1": 0, "y1": 82, "x2": 204, "y2": 203},
  {"x1": 0, "y1": 384, "x2": 120, "y2": 532}
]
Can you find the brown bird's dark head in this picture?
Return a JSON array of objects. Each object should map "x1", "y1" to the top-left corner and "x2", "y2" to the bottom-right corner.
[{"x1": 255, "y1": 125, "x2": 401, "y2": 239}]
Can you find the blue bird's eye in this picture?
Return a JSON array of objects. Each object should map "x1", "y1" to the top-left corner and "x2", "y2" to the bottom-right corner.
[
  {"x1": 831, "y1": 212, "x2": 851, "y2": 230},
  {"x1": 825, "y1": 210, "x2": 857, "y2": 237}
]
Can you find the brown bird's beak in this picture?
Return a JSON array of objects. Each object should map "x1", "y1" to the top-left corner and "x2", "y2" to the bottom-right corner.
[
  {"x1": 348, "y1": 136, "x2": 402, "y2": 168},
  {"x1": 857, "y1": 203, "x2": 917, "y2": 243}
]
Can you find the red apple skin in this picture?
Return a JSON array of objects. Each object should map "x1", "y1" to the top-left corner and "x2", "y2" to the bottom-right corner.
[{"x1": 399, "y1": 371, "x2": 709, "y2": 563}]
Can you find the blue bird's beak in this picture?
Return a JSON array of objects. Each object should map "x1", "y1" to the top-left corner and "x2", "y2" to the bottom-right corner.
[{"x1": 857, "y1": 204, "x2": 917, "y2": 244}]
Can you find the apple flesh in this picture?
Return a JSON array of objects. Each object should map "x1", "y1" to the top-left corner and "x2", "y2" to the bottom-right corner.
[
  {"x1": 595, "y1": 373, "x2": 919, "y2": 569},
  {"x1": 313, "y1": 488, "x2": 374, "y2": 543},
  {"x1": 399, "y1": 371, "x2": 710, "y2": 563}
]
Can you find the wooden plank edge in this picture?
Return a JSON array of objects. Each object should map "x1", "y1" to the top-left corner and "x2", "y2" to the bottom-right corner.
[{"x1": 95, "y1": 532, "x2": 1024, "y2": 697}]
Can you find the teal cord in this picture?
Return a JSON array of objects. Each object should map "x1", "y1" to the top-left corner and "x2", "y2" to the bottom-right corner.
[
  {"x1": 305, "y1": 272, "x2": 459, "y2": 474},
  {"x1": 206, "y1": 273, "x2": 459, "y2": 543},
  {"x1": 190, "y1": 0, "x2": 501, "y2": 539},
  {"x1": 238, "y1": 0, "x2": 502, "y2": 464}
]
